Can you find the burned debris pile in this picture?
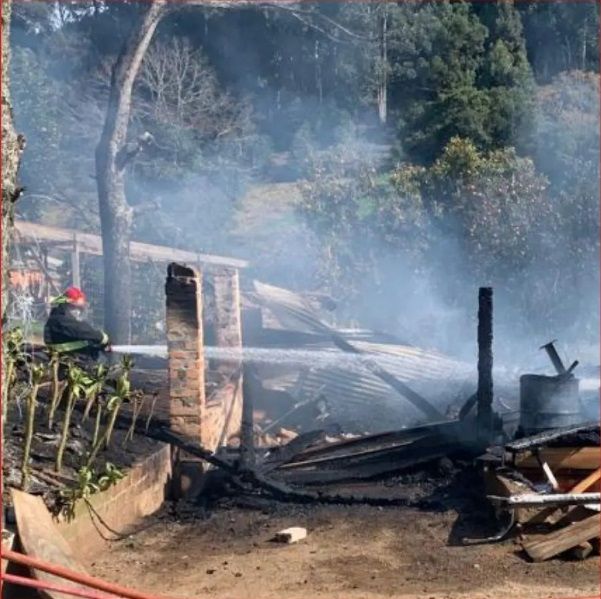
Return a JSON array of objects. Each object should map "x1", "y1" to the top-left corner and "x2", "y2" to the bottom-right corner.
[
  {"x1": 482, "y1": 421, "x2": 600, "y2": 562},
  {"x1": 120, "y1": 274, "x2": 599, "y2": 565}
]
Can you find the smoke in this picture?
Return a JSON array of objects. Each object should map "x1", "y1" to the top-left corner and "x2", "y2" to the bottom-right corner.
[{"x1": 9, "y1": 3, "x2": 599, "y2": 373}]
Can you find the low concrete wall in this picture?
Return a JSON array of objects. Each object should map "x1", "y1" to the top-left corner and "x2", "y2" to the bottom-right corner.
[{"x1": 56, "y1": 443, "x2": 172, "y2": 558}]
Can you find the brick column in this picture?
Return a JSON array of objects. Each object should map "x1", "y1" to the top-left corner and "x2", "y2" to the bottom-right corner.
[
  {"x1": 165, "y1": 263, "x2": 206, "y2": 498},
  {"x1": 202, "y1": 268, "x2": 243, "y2": 452}
]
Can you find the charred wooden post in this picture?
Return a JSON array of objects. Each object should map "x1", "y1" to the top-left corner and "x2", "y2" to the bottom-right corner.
[
  {"x1": 477, "y1": 287, "x2": 493, "y2": 442},
  {"x1": 239, "y1": 365, "x2": 256, "y2": 471}
]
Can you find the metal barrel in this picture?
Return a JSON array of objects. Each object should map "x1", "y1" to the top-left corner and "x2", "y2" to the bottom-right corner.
[{"x1": 519, "y1": 374, "x2": 582, "y2": 434}]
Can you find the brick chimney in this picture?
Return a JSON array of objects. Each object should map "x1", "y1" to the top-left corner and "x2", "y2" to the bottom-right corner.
[{"x1": 165, "y1": 263, "x2": 206, "y2": 498}]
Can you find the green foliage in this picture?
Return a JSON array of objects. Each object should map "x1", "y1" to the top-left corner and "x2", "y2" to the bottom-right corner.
[
  {"x1": 8, "y1": 1, "x2": 599, "y2": 351},
  {"x1": 301, "y1": 132, "x2": 595, "y2": 343},
  {"x1": 85, "y1": 356, "x2": 133, "y2": 466},
  {"x1": 83, "y1": 364, "x2": 108, "y2": 420},
  {"x1": 58, "y1": 462, "x2": 124, "y2": 521},
  {"x1": 517, "y1": 1, "x2": 599, "y2": 81},
  {"x1": 3, "y1": 327, "x2": 24, "y2": 405},
  {"x1": 387, "y1": 1, "x2": 534, "y2": 163},
  {"x1": 299, "y1": 135, "x2": 430, "y2": 318},
  {"x1": 412, "y1": 138, "x2": 553, "y2": 283}
]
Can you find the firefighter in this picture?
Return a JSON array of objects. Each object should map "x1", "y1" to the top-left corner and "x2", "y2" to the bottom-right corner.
[{"x1": 44, "y1": 287, "x2": 110, "y2": 358}]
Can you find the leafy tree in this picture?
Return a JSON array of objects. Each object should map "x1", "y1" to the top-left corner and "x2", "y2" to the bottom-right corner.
[
  {"x1": 518, "y1": 1, "x2": 599, "y2": 81},
  {"x1": 476, "y1": 0, "x2": 535, "y2": 150},
  {"x1": 388, "y1": 1, "x2": 534, "y2": 163},
  {"x1": 300, "y1": 133, "x2": 596, "y2": 353}
]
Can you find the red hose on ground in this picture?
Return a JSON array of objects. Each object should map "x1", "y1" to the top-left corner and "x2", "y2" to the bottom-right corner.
[
  {"x1": 1, "y1": 549, "x2": 185, "y2": 599},
  {"x1": 2, "y1": 573, "x2": 119, "y2": 599}
]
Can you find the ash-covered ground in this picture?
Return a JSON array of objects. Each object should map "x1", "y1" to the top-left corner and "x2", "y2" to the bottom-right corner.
[{"x1": 87, "y1": 463, "x2": 600, "y2": 599}]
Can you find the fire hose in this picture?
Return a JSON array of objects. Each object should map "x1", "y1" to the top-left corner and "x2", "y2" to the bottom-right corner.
[
  {"x1": 2, "y1": 573, "x2": 117, "y2": 599},
  {"x1": 1, "y1": 548, "x2": 184, "y2": 599}
]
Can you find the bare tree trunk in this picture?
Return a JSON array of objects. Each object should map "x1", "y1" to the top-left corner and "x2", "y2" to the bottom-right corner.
[
  {"x1": 581, "y1": 17, "x2": 588, "y2": 70},
  {"x1": 2, "y1": 0, "x2": 24, "y2": 365},
  {"x1": 95, "y1": 0, "x2": 167, "y2": 344},
  {"x1": 95, "y1": 0, "x2": 359, "y2": 344},
  {"x1": 2, "y1": 0, "x2": 24, "y2": 528},
  {"x1": 377, "y1": 6, "x2": 388, "y2": 125},
  {"x1": 315, "y1": 39, "x2": 323, "y2": 105},
  {"x1": 2, "y1": 0, "x2": 23, "y2": 323}
]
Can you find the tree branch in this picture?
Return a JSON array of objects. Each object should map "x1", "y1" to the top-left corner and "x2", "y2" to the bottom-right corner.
[
  {"x1": 179, "y1": 1, "x2": 376, "y2": 43},
  {"x1": 116, "y1": 131, "x2": 154, "y2": 170},
  {"x1": 261, "y1": 4, "x2": 378, "y2": 42}
]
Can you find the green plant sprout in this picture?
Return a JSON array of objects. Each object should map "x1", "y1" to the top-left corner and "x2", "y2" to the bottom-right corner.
[
  {"x1": 3, "y1": 327, "x2": 24, "y2": 406},
  {"x1": 55, "y1": 363, "x2": 92, "y2": 473},
  {"x1": 47, "y1": 350, "x2": 66, "y2": 429},
  {"x1": 83, "y1": 364, "x2": 108, "y2": 421},
  {"x1": 58, "y1": 462, "x2": 124, "y2": 521},
  {"x1": 21, "y1": 363, "x2": 46, "y2": 490}
]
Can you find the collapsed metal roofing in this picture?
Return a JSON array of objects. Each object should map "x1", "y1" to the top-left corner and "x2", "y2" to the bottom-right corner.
[{"x1": 247, "y1": 281, "x2": 475, "y2": 433}]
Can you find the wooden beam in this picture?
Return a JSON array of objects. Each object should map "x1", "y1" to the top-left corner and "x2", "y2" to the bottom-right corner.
[
  {"x1": 239, "y1": 365, "x2": 256, "y2": 471},
  {"x1": 522, "y1": 513, "x2": 600, "y2": 562},
  {"x1": 568, "y1": 542, "x2": 593, "y2": 560},
  {"x1": 514, "y1": 447, "x2": 600, "y2": 471},
  {"x1": 526, "y1": 472, "x2": 601, "y2": 526},
  {"x1": 571, "y1": 468, "x2": 601, "y2": 493},
  {"x1": 14, "y1": 220, "x2": 248, "y2": 268}
]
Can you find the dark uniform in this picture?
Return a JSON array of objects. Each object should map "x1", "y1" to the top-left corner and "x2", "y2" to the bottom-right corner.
[{"x1": 44, "y1": 289, "x2": 109, "y2": 359}]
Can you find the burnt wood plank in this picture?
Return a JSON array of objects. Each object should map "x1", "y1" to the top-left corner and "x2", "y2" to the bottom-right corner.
[{"x1": 523, "y1": 513, "x2": 600, "y2": 562}]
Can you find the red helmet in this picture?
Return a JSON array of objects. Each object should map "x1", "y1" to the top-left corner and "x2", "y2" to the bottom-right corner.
[{"x1": 64, "y1": 287, "x2": 86, "y2": 305}]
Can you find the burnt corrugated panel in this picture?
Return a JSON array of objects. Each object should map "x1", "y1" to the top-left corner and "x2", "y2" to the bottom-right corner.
[
  {"x1": 250, "y1": 280, "x2": 473, "y2": 432},
  {"x1": 251, "y1": 281, "x2": 333, "y2": 334}
]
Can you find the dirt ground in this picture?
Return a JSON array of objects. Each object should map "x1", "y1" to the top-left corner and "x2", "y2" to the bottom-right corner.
[{"x1": 87, "y1": 470, "x2": 600, "y2": 599}]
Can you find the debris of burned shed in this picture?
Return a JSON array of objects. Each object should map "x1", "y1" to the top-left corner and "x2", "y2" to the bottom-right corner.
[
  {"x1": 235, "y1": 285, "x2": 600, "y2": 561},
  {"x1": 477, "y1": 340, "x2": 600, "y2": 561},
  {"x1": 122, "y1": 277, "x2": 599, "y2": 562}
]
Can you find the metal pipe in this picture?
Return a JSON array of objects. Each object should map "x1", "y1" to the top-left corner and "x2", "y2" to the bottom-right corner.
[
  {"x1": 2, "y1": 573, "x2": 118, "y2": 599},
  {"x1": 1, "y1": 549, "x2": 181, "y2": 599},
  {"x1": 539, "y1": 340, "x2": 566, "y2": 375},
  {"x1": 566, "y1": 360, "x2": 579, "y2": 375},
  {"x1": 488, "y1": 492, "x2": 600, "y2": 507}
]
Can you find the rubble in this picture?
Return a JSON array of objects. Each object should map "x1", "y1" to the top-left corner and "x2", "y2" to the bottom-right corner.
[
  {"x1": 271, "y1": 527, "x2": 307, "y2": 544},
  {"x1": 482, "y1": 421, "x2": 600, "y2": 561}
]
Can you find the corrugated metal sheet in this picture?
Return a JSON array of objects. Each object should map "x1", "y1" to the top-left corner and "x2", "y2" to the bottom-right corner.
[{"x1": 249, "y1": 281, "x2": 474, "y2": 432}]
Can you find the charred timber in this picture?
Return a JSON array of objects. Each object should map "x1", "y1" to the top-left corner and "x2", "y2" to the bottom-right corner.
[
  {"x1": 239, "y1": 365, "x2": 256, "y2": 471},
  {"x1": 82, "y1": 401, "x2": 443, "y2": 506},
  {"x1": 505, "y1": 421, "x2": 600, "y2": 452},
  {"x1": 477, "y1": 287, "x2": 493, "y2": 441},
  {"x1": 328, "y1": 332, "x2": 444, "y2": 421}
]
